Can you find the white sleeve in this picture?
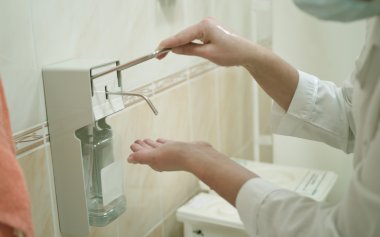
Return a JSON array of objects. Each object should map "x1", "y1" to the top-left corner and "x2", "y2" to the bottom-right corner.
[
  {"x1": 271, "y1": 70, "x2": 355, "y2": 153},
  {"x1": 236, "y1": 178, "x2": 336, "y2": 237},
  {"x1": 236, "y1": 124, "x2": 380, "y2": 237}
]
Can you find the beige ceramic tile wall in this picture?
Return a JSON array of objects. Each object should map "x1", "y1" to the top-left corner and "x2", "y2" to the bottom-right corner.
[
  {"x1": 188, "y1": 70, "x2": 220, "y2": 148},
  {"x1": 17, "y1": 65, "x2": 256, "y2": 237},
  {"x1": 146, "y1": 212, "x2": 183, "y2": 237},
  {"x1": 259, "y1": 88, "x2": 273, "y2": 136},
  {"x1": 217, "y1": 67, "x2": 255, "y2": 159},
  {"x1": 259, "y1": 89, "x2": 274, "y2": 163}
]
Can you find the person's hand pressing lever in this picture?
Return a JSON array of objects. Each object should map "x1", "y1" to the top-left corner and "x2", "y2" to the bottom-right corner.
[{"x1": 156, "y1": 17, "x2": 254, "y2": 67}]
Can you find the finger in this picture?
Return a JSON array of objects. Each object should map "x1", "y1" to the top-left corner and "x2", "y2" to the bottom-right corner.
[
  {"x1": 144, "y1": 138, "x2": 160, "y2": 148},
  {"x1": 156, "y1": 52, "x2": 169, "y2": 60},
  {"x1": 156, "y1": 138, "x2": 170, "y2": 144},
  {"x1": 172, "y1": 42, "x2": 211, "y2": 58},
  {"x1": 127, "y1": 153, "x2": 138, "y2": 163},
  {"x1": 136, "y1": 139, "x2": 151, "y2": 149},
  {"x1": 157, "y1": 37, "x2": 205, "y2": 60},
  {"x1": 130, "y1": 142, "x2": 144, "y2": 152}
]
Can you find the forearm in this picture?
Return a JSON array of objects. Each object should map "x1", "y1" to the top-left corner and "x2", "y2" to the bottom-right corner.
[
  {"x1": 157, "y1": 18, "x2": 298, "y2": 110},
  {"x1": 242, "y1": 42, "x2": 299, "y2": 111},
  {"x1": 189, "y1": 152, "x2": 258, "y2": 206}
]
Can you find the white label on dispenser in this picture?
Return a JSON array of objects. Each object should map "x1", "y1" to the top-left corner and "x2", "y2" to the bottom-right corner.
[{"x1": 101, "y1": 160, "x2": 124, "y2": 206}]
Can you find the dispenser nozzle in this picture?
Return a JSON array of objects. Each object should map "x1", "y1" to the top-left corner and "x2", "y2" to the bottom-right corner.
[{"x1": 102, "y1": 90, "x2": 158, "y2": 115}]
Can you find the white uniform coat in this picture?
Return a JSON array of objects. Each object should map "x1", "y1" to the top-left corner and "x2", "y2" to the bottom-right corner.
[{"x1": 236, "y1": 17, "x2": 380, "y2": 237}]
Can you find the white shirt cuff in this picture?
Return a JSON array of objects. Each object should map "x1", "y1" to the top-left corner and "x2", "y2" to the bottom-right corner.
[
  {"x1": 271, "y1": 70, "x2": 319, "y2": 135},
  {"x1": 236, "y1": 178, "x2": 282, "y2": 236}
]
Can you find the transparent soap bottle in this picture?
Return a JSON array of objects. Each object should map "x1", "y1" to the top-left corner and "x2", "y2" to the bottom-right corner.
[{"x1": 76, "y1": 118, "x2": 126, "y2": 227}]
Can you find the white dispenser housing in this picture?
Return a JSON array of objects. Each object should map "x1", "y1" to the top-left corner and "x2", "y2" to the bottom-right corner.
[{"x1": 43, "y1": 59, "x2": 134, "y2": 236}]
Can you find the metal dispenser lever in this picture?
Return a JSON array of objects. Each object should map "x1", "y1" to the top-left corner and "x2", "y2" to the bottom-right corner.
[{"x1": 91, "y1": 48, "x2": 171, "y2": 79}]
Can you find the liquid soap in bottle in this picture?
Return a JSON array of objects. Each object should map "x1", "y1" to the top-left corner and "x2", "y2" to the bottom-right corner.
[{"x1": 76, "y1": 118, "x2": 126, "y2": 227}]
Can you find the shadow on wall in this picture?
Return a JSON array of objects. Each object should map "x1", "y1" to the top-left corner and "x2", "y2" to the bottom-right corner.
[{"x1": 159, "y1": 0, "x2": 178, "y2": 21}]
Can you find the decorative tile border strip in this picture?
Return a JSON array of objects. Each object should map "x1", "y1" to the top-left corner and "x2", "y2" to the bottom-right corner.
[
  {"x1": 13, "y1": 61, "x2": 218, "y2": 155},
  {"x1": 13, "y1": 122, "x2": 49, "y2": 156}
]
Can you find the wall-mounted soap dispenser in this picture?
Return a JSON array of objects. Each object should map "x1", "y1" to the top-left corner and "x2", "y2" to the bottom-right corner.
[{"x1": 42, "y1": 51, "x2": 166, "y2": 235}]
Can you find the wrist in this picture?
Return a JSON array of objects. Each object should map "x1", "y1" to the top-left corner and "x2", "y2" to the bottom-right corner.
[
  {"x1": 242, "y1": 42, "x2": 263, "y2": 69},
  {"x1": 183, "y1": 148, "x2": 222, "y2": 181},
  {"x1": 185, "y1": 154, "x2": 210, "y2": 180}
]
